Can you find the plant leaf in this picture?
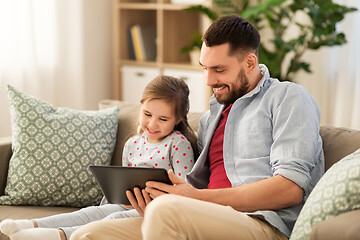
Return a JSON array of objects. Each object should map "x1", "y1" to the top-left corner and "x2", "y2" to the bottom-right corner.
[
  {"x1": 183, "y1": 5, "x2": 218, "y2": 21},
  {"x1": 241, "y1": 0, "x2": 286, "y2": 19}
]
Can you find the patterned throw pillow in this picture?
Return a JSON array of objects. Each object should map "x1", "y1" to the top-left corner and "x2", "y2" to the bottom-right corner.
[
  {"x1": 0, "y1": 85, "x2": 119, "y2": 207},
  {"x1": 290, "y1": 148, "x2": 360, "y2": 240}
]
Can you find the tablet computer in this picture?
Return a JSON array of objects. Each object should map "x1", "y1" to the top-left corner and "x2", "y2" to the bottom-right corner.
[{"x1": 89, "y1": 165, "x2": 172, "y2": 205}]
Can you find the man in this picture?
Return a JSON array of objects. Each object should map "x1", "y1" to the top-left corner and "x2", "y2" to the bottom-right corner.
[{"x1": 71, "y1": 15, "x2": 324, "y2": 240}]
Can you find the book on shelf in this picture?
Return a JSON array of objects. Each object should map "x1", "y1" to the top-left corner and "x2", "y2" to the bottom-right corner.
[
  {"x1": 127, "y1": 27, "x2": 135, "y2": 60},
  {"x1": 130, "y1": 25, "x2": 143, "y2": 61},
  {"x1": 129, "y1": 24, "x2": 156, "y2": 62}
]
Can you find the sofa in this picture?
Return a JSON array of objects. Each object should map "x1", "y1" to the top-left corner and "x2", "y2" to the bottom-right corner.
[{"x1": 1, "y1": 100, "x2": 360, "y2": 240}]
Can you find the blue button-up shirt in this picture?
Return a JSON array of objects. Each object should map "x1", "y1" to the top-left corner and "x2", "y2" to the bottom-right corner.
[{"x1": 186, "y1": 64, "x2": 324, "y2": 237}]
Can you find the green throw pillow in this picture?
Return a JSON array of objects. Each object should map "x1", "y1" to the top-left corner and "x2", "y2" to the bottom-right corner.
[
  {"x1": 0, "y1": 85, "x2": 119, "y2": 207},
  {"x1": 290, "y1": 148, "x2": 360, "y2": 240}
]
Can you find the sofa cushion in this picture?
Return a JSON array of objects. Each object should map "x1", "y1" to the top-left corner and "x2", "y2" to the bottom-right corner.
[
  {"x1": 0, "y1": 86, "x2": 119, "y2": 207},
  {"x1": 308, "y1": 209, "x2": 360, "y2": 240},
  {"x1": 290, "y1": 147, "x2": 360, "y2": 240},
  {"x1": 320, "y1": 125, "x2": 360, "y2": 170},
  {"x1": 0, "y1": 205, "x2": 79, "y2": 240}
]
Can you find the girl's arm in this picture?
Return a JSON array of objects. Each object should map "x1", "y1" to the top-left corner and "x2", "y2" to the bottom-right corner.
[{"x1": 170, "y1": 135, "x2": 195, "y2": 178}]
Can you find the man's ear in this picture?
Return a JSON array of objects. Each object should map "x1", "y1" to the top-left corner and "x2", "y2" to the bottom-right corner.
[{"x1": 245, "y1": 53, "x2": 258, "y2": 73}]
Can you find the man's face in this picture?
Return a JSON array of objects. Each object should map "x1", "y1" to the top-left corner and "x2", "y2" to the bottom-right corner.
[{"x1": 199, "y1": 43, "x2": 250, "y2": 105}]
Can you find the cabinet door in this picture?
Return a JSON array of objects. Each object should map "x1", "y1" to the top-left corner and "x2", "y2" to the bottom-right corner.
[
  {"x1": 121, "y1": 65, "x2": 160, "y2": 104},
  {"x1": 163, "y1": 68, "x2": 208, "y2": 112}
]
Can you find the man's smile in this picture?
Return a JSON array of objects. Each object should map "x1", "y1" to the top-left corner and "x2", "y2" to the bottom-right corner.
[{"x1": 213, "y1": 86, "x2": 227, "y2": 94}]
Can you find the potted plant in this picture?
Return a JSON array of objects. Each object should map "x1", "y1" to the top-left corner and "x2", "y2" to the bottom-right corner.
[
  {"x1": 183, "y1": 0, "x2": 357, "y2": 81},
  {"x1": 180, "y1": 6, "x2": 218, "y2": 65},
  {"x1": 180, "y1": 32, "x2": 203, "y2": 65}
]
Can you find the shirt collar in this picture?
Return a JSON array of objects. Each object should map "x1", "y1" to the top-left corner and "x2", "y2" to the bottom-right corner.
[{"x1": 239, "y1": 64, "x2": 270, "y2": 100}]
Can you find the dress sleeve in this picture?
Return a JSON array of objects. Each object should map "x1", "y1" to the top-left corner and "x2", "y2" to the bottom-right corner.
[
  {"x1": 170, "y1": 134, "x2": 195, "y2": 178},
  {"x1": 121, "y1": 138, "x2": 132, "y2": 167}
]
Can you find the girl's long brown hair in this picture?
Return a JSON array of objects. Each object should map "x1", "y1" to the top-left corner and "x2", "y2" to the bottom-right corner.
[{"x1": 141, "y1": 75, "x2": 199, "y2": 159}]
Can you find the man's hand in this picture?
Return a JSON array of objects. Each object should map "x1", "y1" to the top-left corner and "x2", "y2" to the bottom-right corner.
[
  {"x1": 145, "y1": 169, "x2": 200, "y2": 199},
  {"x1": 125, "y1": 169, "x2": 201, "y2": 216}
]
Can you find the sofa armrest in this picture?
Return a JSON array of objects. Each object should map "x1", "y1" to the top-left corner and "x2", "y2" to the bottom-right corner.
[
  {"x1": 309, "y1": 209, "x2": 360, "y2": 240},
  {"x1": 0, "y1": 137, "x2": 12, "y2": 196}
]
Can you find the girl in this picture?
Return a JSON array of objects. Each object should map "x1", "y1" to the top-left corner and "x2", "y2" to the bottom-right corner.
[{"x1": 0, "y1": 75, "x2": 198, "y2": 240}]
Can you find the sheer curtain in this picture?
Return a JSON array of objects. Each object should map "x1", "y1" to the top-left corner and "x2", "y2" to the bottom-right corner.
[
  {"x1": 298, "y1": 0, "x2": 360, "y2": 130},
  {"x1": 331, "y1": 0, "x2": 360, "y2": 129},
  {"x1": 0, "y1": 0, "x2": 113, "y2": 137}
]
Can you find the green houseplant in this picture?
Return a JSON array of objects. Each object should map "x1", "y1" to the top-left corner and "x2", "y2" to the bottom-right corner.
[
  {"x1": 180, "y1": 6, "x2": 218, "y2": 65},
  {"x1": 183, "y1": 0, "x2": 357, "y2": 82},
  {"x1": 180, "y1": 32, "x2": 203, "y2": 65},
  {"x1": 180, "y1": 32, "x2": 204, "y2": 55}
]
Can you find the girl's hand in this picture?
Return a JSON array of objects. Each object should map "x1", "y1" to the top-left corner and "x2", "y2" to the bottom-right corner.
[
  {"x1": 145, "y1": 169, "x2": 199, "y2": 199},
  {"x1": 125, "y1": 187, "x2": 152, "y2": 216},
  {"x1": 126, "y1": 169, "x2": 200, "y2": 216}
]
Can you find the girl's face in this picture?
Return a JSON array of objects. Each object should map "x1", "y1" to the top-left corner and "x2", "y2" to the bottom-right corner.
[{"x1": 139, "y1": 99, "x2": 179, "y2": 143}]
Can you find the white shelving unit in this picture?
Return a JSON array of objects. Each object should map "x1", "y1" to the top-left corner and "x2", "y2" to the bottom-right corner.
[{"x1": 113, "y1": 0, "x2": 211, "y2": 111}]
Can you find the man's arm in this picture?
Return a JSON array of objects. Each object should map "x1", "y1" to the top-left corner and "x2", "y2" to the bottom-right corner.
[
  {"x1": 196, "y1": 175, "x2": 303, "y2": 212},
  {"x1": 146, "y1": 170, "x2": 303, "y2": 213}
]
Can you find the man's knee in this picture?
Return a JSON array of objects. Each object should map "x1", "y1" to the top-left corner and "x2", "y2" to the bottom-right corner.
[
  {"x1": 70, "y1": 222, "x2": 103, "y2": 240},
  {"x1": 144, "y1": 194, "x2": 193, "y2": 229},
  {"x1": 142, "y1": 195, "x2": 191, "y2": 239},
  {"x1": 145, "y1": 194, "x2": 186, "y2": 218}
]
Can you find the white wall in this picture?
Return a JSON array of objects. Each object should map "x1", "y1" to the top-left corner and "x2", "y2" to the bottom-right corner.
[{"x1": 0, "y1": 0, "x2": 113, "y2": 137}]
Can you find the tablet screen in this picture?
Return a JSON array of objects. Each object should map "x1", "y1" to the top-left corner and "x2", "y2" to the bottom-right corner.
[{"x1": 90, "y1": 165, "x2": 172, "y2": 205}]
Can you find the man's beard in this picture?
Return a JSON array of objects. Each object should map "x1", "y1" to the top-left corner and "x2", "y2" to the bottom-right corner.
[{"x1": 215, "y1": 68, "x2": 250, "y2": 105}]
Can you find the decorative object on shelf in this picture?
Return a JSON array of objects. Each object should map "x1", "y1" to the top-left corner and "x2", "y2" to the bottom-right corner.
[
  {"x1": 183, "y1": 0, "x2": 357, "y2": 82},
  {"x1": 171, "y1": 0, "x2": 206, "y2": 4},
  {"x1": 180, "y1": 32, "x2": 203, "y2": 65},
  {"x1": 180, "y1": 6, "x2": 218, "y2": 65},
  {"x1": 189, "y1": 48, "x2": 201, "y2": 65}
]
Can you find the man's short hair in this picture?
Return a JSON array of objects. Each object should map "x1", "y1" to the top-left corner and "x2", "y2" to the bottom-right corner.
[{"x1": 202, "y1": 15, "x2": 260, "y2": 58}]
